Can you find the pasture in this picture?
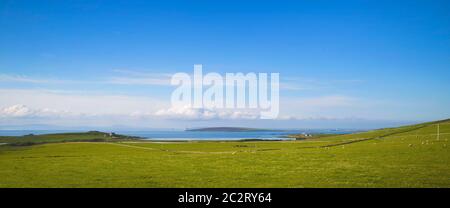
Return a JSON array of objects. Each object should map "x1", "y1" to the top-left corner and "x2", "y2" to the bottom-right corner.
[{"x1": 0, "y1": 120, "x2": 449, "y2": 187}]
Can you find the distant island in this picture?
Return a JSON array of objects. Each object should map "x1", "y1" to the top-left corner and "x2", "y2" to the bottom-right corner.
[{"x1": 185, "y1": 127, "x2": 282, "y2": 132}]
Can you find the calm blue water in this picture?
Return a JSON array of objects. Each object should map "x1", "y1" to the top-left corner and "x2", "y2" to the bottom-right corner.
[{"x1": 0, "y1": 129, "x2": 358, "y2": 140}]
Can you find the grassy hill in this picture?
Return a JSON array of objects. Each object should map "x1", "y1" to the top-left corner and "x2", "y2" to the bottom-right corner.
[
  {"x1": 0, "y1": 131, "x2": 141, "y2": 146},
  {"x1": 0, "y1": 119, "x2": 449, "y2": 187}
]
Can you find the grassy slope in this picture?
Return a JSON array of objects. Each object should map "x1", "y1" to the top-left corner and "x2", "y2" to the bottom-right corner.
[
  {"x1": 0, "y1": 120, "x2": 449, "y2": 187},
  {"x1": 0, "y1": 131, "x2": 140, "y2": 146}
]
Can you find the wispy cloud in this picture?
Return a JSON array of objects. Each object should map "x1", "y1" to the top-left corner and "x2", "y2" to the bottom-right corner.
[
  {"x1": 291, "y1": 95, "x2": 358, "y2": 108},
  {"x1": 0, "y1": 71, "x2": 364, "y2": 91},
  {"x1": 280, "y1": 77, "x2": 365, "y2": 91},
  {"x1": 0, "y1": 71, "x2": 173, "y2": 86},
  {"x1": 106, "y1": 76, "x2": 171, "y2": 86},
  {"x1": 0, "y1": 74, "x2": 67, "y2": 84},
  {"x1": 105, "y1": 69, "x2": 172, "y2": 86}
]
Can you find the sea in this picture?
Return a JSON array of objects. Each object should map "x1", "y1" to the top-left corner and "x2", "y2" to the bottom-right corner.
[{"x1": 0, "y1": 129, "x2": 359, "y2": 141}]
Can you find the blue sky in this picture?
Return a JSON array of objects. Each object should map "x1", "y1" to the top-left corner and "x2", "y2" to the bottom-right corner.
[{"x1": 0, "y1": 0, "x2": 449, "y2": 129}]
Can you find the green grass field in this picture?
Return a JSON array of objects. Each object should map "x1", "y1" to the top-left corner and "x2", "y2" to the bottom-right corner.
[{"x1": 0, "y1": 119, "x2": 449, "y2": 187}]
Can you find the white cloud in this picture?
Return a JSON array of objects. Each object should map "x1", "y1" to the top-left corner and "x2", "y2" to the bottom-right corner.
[
  {"x1": 0, "y1": 104, "x2": 77, "y2": 118},
  {"x1": 154, "y1": 106, "x2": 259, "y2": 120},
  {"x1": 0, "y1": 89, "x2": 365, "y2": 121},
  {"x1": 1, "y1": 104, "x2": 35, "y2": 117},
  {"x1": 0, "y1": 89, "x2": 167, "y2": 116}
]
